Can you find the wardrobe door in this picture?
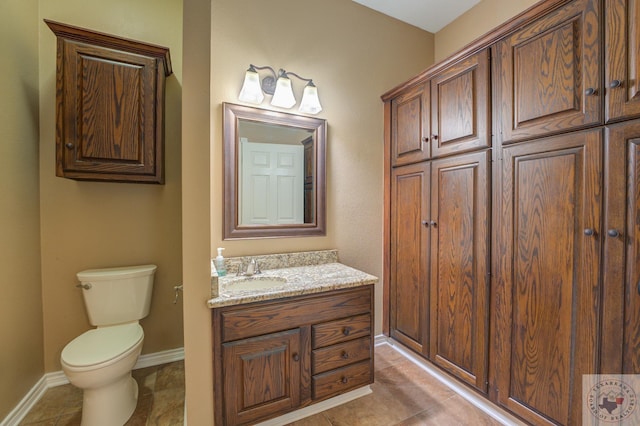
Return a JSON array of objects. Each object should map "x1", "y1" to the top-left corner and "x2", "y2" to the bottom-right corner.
[
  {"x1": 390, "y1": 162, "x2": 430, "y2": 356},
  {"x1": 391, "y1": 83, "x2": 431, "y2": 166},
  {"x1": 431, "y1": 50, "x2": 491, "y2": 158},
  {"x1": 494, "y1": 0, "x2": 601, "y2": 144},
  {"x1": 601, "y1": 120, "x2": 640, "y2": 375},
  {"x1": 605, "y1": 0, "x2": 640, "y2": 122},
  {"x1": 429, "y1": 150, "x2": 490, "y2": 392},
  {"x1": 493, "y1": 129, "x2": 603, "y2": 425}
]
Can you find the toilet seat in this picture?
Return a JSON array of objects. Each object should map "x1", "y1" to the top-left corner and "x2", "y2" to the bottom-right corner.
[{"x1": 61, "y1": 323, "x2": 143, "y2": 368}]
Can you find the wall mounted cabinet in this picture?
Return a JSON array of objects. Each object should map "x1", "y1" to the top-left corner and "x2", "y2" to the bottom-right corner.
[
  {"x1": 46, "y1": 20, "x2": 172, "y2": 184},
  {"x1": 391, "y1": 49, "x2": 491, "y2": 166}
]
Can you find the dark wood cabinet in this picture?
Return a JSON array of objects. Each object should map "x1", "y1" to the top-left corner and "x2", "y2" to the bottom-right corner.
[
  {"x1": 492, "y1": 129, "x2": 603, "y2": 425},
  {"x1": 605, "y1": 0, "x2": 640, "y2": 122},
  {"x1": 391, "y1": 83, "x2": 430, "y2": 166},
  {"x1": 384, "y1": 1, "x2": 640, "y2": 424},
  {"x1": 390, "y1": 162, "x2": 430, "y2": 355},
  {"x1": 431, "y1": 50, "x2": 491, "y2": 158},
  {"x1": 222, "y1": 329, "x2": 302, "y2": 426},
  {"x1": 213, "y1": 286, "x2": 374, "y2": 426},
  {"x1": 494, "y1": 0, "x2": 601, "y2": 144},
  {"x1": 429, "y1": 150, "x2": 490, "y2": 392},
  {"x1": 600, "y1": 119, "x2": 640, "y2": 375},
  {"x1": 45, "y1": 20, "x2": 172, "y2": 184}
]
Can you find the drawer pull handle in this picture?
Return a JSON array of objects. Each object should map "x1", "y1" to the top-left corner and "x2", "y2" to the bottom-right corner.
[
  {"x1": 342, "y1": 327, "x2": 350, "y2": 336},
  {"x1": 341, "y1": 351, "x2": 349, "y2": 360},
  {"x1": 341, "y1": 377, "x2": 348, "y2": 384},
  {"x1": 292, "y1": 353, "x2": 300, "y2": 362}
]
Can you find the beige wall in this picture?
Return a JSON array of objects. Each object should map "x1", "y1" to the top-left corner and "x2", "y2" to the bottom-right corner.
[
  {"x1": 38, "y1": 0, "x2": 184, "y2": 371},
  {"x1": 434, "y1": 0, "x2": 540, "y2": 62},
  {"x1": 210, "y1": 0, "x2": 433, "y2": 331},
  {"x1": 0, "y1": 0, "x2": 44, "y2": 418}
]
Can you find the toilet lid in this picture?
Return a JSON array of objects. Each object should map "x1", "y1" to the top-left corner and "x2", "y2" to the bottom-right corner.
[{"x1": 61, "y1": 323, "x2": 143, "y2": 367}]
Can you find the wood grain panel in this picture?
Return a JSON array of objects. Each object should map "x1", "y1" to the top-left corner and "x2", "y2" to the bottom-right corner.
[
  {"x1": 429, "y1": 150, "x2": 490, "y2": 392},
  {"x1": 605, "y1": 0, "x2": 640, "y2": 122},
  {"x1": 222, "y1": 329, "x2": 301, "y2": 425},
  {"x1": 392, "y1": 83, "x2": 430, "y2": 166},
  {"x1": 311, "y1": 314, "x2": 370, "y2": 349},
  {"x1": 311, "y1": 360, "x2": 372, "y2": 401},
  {"x1": 495, "y1": 0, "x2": 601, "y2": 144},
  {"x1": 493, "y1": 129, "x2": 602, "y2": 425},
  {"x1": 390, "y1": 162, "x2": 430, "y2": 356},
  {"x1": 431, "y1": 50, "x2": 491, "y2": 158},
  {"x1": 79, "y1": 55, "x2": 143, "y2": 162},
  {"x1": 601, "y1": 120, "x2": 640, "y2": 375},
  {"x1": 221, "y1": 287, "x2": 371, "y2": 342},
  {"x1": 46, "y1": 20, "x2": 170, "y2": 183},
  {"x1": 312, "y1": 337, "x2": 371, "y2": 374}
]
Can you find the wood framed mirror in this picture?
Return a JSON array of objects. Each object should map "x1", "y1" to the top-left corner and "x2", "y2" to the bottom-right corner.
[{"x1": 223, "y1": 103, "x2": 327, "y2": 239}]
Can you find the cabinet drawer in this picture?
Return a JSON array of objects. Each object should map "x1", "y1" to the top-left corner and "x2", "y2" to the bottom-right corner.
[
  {"x1": 312, "y1": 336, "x2": 371, "y2": 375},
  {"x1": 221, "y1": 287, "x2": 371, "y2": 342},
  {"x1": 312, "y1": 360, "x2": 372, "y2": 400},
  {"x1": 312, "y1": 314, "x2": 371, "y2": 348}
]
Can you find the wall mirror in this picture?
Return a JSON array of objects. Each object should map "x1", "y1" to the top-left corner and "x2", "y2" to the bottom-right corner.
[{"x1": 223, "y1": 103, "x2": 327, "y2": 239}]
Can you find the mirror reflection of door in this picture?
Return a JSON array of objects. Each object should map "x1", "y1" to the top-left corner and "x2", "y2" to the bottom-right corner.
[{"x1": 240, "y1": 138, "x2": 304, "y2": 225}]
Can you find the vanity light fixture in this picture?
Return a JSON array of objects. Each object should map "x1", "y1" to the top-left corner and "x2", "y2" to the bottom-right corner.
[{"x1": 238, "y1": 64, "x2": 323, "y2": 114}]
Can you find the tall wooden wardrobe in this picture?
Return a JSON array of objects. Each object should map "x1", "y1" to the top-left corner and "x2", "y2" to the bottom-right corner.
[{"x1": 382, "y1": 0, "x2": 640, "y2": 424}]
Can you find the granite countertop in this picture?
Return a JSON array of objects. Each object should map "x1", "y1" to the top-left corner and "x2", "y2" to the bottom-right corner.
[{"x1": 207, "y1": 262, "x2": 378, "y2": 308}]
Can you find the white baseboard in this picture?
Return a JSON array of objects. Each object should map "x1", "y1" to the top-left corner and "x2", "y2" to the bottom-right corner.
[
  {"x1": 0, "y1": 376, "x2": 48, "y2": 426},
  {"x1": 1, "y1": 347, "x2": 185, "y2": 426}
]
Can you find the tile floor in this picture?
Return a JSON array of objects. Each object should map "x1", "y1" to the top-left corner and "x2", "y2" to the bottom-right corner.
[
  {"x1": 20, "y1": 344, "x2": 511, "y2": 426},
  {"x1": 19, "y1": 361, "x2": 185, "y2": 425}
]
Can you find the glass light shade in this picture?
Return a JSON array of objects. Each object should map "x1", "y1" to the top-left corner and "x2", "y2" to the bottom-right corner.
[
  {"x1": 298, "y1": 83, "x2": 322, "y2": 114},
  {"x1": 238, "y1": 70, "x2": 264, "y2": 104},
  {"x1": 270, "y1": 76, "x2": 296, "y2": 108}
]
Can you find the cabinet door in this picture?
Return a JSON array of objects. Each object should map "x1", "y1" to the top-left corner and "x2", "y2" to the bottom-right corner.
[
  {"x1": 222, "y1": 329, "x2": 302, "y2": 425},
  {"x1": 431, "y1": 50, "x2": 491, "y2": 158},
  {"x1": 601, "y1": 120, "x2": 640, "y2": 374},
  {"x1": 57, "y1": 39, "x2": 164, "y2": 183},
  {"x1": 429, "y1": 150, "x2": 490, "y2": 393},
  {"x1": 605, "y1": 0, "x2": 640, "y2": 122},
  {"x1": 494, "y1": 0, "x2": 601, "y2": 144},
  {"x1": 493, "y1": 129, "x2": 602, "y2": 425},
  {"x1": 390, "y1": 162, "x2": 430, "y2": 356},
  {"x1": 391, "y1": 83, "x2": 430, "y2": 166}
]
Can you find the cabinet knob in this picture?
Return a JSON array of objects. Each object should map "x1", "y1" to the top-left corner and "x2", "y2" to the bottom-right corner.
[
  {"x1": 292, "y1": 353, "x2": 300, "y2": 362},
  {"x1": 341, "y1": 351, "x2": 349, "y2": 360},
  {"x1": 432, "y1": 134, "x2": 439, "y2": 140},
  {"x1": 421, "y1": 220, "x2": 430, "y2": 227},
  {"x1": 422, "y1": 136, "x2": 429, "y2": 143},
  {"x1": 341, "y1": 377, "x2": 348, "y2": 384},
  {"x1": 584, "y1": 228, "x2": 595, "y2": 236},
  {"x1": 585, "y1": 88, "x2": 596, "y2": 96},
  {"x1": 609, "y1": 80, "x2": 622, "y2": 88},
  {"x1": 65, "y1": 143, "x2": 74, "y2": 150},
  {"x1": 429, "y1": 220, "x2": 437, "y2": 227},
  {"x1": 342, "y1": 327, "x2": 351, "y2": 336},
  {"x1": 607, "y1": 229, "x2": 620, "y2": 238}
]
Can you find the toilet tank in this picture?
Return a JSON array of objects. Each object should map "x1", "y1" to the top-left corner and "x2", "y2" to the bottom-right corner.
[{"x1": 76, "y1": 264, "x2": 157, "y2": 326}]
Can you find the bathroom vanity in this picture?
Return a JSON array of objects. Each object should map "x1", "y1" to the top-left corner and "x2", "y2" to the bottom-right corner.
[{"x1": 207, "y1": 251, "x2": 377, "y2": 426}]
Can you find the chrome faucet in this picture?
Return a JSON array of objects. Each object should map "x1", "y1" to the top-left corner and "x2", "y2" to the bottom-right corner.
[{"x1": 239, "y1": 258, "x2": 261, "y2": 276}]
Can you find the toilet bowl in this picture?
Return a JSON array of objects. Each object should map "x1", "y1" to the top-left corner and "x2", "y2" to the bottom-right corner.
[
  {"x1": 60, "y1": 264, "x2": 156, "y2": 426},
  {"x1": 61, "y1": 323, "x2": 144, "y2": 426}
]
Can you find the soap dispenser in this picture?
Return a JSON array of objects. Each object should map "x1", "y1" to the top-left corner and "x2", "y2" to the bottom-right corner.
[{"x1": 216, "y1": 247, "x2": 227, "y2": 277}]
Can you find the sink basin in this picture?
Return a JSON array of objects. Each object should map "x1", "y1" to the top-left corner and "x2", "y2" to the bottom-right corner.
[{"x1": 225, "y1": 276, "x2": 287, "y2": 292}]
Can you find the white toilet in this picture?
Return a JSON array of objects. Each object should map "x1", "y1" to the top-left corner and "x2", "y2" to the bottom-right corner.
[{"x1": 61, "y1": 264, "x2": 157, "y2": 426}]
